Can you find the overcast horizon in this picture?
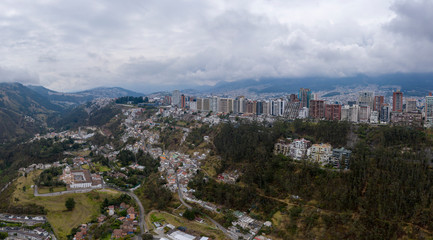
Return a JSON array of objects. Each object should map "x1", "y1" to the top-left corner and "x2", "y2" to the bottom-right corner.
[{"x1": 1, "y1": 0, "x2": 433, "y2": 93}]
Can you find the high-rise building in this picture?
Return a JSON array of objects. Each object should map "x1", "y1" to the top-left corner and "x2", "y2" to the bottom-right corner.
[
  {"x1": 180, "y1": 94, "x2": 186, "y2": 109},
  {"x1": 393, "y1": 91, "x2": 403, "y2": 112},
  {"x1": 289, "y1": 94, "x2": 298, "y2": 102},
  {"x1": 256, "y1": 101, "x2": 263, "y2": 115},
  {"x1": 358, "y1": 105, "x2": 371, "y2": 122},
  {"x1": 325, "y1": 104, "x2": 342, "y2": 121},
  {"x1": 211, "y1": 97, "x2": 219, "y2": 112},
  {"x1": 405, "y1": 98, "x2": 417, "y2": 112},
  {"x1": 358, "y1": 92, "x2": 374, "y2": 109},
  {"x1": 238, "y1": 96, "x2": 245, "y2": 113},
  {"x1": 246, "y1": 101, "x2": 254, "y2": 114},
  {"x1": 373, "y1": 96, "x2": 384, "y2": 111},
  {"x1": 164, "y1": 95, "x2": 172, "y2": 105},
  {"x1": 309, "y1": 100, "x2": 325, "y2": 119},
  {"x1": 370, "y1": 111, "x2": 379, "y2": 124},
  {"x1": 271, "y1": 100, "x2": 280, "y2": 116},
  {"x1": 262, "y1": 101, "x2": 270, "y2": 115},
  {"x1": 425, "y1": 94, "x2": 433, "y2": 127},
  {"x1": 349, "y1": 105, "x2": 359, "y2": 123},
  {"x1": 172, "y1": 90, "x2": 181, "y2": 107},
  {"x1": 284, "y1": 102, "x2": 301, "y2": 120},
  {"x1": 380, "y1": 105, "x2": 391, "y2": 123},
  {"x1": 190, "y1": 100, "x2": 197, "y2": 111},
  {"x1": 341, "y1": 105, "x2": 350, "y2": 121},
  {"x1": 299, "y1": 88, "x2": 312, "y2": 108},
  {"x1": 218, "y1": 98, "x2": 229, "y2": 113},
  {"x1": 233, "y1": 99, "x2": 240, "y2": 114},
  {"x1": 278, "y1": 99, "x2": 285, "y2": 116},
  {"x1": 203, "y1": 98, "x2": 210, "y2": 111}
]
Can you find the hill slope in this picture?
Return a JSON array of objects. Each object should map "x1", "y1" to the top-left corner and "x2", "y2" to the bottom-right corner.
[
  {"x1": 28, "y1": 85, "x2": 144, "y2": 106},
  {"x1": 0, "y1": 83, "x2": 61, "y2": 142}
]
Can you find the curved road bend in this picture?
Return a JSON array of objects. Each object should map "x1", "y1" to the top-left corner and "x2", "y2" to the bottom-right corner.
[
  {"x1": 175, "y1": 173, "x2": 237, "y2": 240},
  {"x1": 106, "y1": 186, "x2": 149, "y2": 234},
  {"x1": 33, "y1": 185, "x2": 149, "y2": 236}
]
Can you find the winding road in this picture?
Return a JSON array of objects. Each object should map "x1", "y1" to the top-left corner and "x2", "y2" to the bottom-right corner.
[
  {"x1": 174, "y1": 172, "x2": 237, "y2": 240},
  {"x1": 105, "y1": 186, "x2": 149, "y2": 234}
]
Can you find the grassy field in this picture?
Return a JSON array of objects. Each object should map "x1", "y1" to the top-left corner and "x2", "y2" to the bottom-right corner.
[
  {"x1": 148, "y1": 211, "x2": 227, "y2": 240},
  {"x1": 93, "y1": 162, "x2": 111, "y2": 172},
  {"x1": 37, "y1": 186, "x2": 67, "y2": 194},
  {"x1": 200, "y1": 156, "x2": 222, "y2": 177},
  {"x1": 12, "y1": 170, "x2": 121, "y2": 240}
]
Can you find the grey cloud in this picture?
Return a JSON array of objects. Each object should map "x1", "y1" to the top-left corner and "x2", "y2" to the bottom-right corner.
[
  {"x1": 1, "y1": 0, "x2": 433, "y2": 92},
  {"x1": 0, "y1": 66, "x2": 40, "y2": 84},
  {"x1": 386, "y1": 0, "x2": 433, "y2": 41}
]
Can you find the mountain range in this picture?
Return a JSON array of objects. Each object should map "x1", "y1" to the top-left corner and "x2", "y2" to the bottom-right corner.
[
  {"x1": 200, "y1": 73, "x2": 433, "y2": 96},
  {"x1": 27, "y1": 85, "x2": 143, "y2": 106},
  {"x1": 0, "y1": 82, "x2": 143, "y2": 142}
]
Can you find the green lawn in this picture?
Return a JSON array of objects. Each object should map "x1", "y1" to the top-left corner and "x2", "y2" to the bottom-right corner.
[
  {"x1": 93, "y1": 162, "x2": 111, "y2": 172},
  {"x1": 12, "y1": 171, "x2": 122, "y2": 239},
  {"x1": 38, "y1": 186, "x2": 67, "y2": 194}
]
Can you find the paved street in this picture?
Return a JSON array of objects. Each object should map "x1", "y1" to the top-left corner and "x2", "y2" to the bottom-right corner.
[{"x1": 175, "y1": 171, "x2": 237, "y2": 240}]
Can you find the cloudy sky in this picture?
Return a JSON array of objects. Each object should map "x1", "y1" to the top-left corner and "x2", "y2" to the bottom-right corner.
[{"x1": 0, "y1": 0, "x2": 432, "y2": 93}]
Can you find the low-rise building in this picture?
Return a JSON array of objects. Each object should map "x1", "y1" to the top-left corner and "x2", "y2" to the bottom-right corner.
[
  {"x1": 60, "y1": 167, "x2": 103, "y2": 189},
  {"x1": 289, "y1": 138, "x2": 312, "y2": 160},
  {"x1": 390, "y1": 112, "x2": 423, "y2": 127},
  {"x1": 308, "y1": 143, "x2": 332, "y2": 163}
]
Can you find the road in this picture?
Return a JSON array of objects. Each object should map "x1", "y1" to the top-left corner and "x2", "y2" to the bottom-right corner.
[
  {"x1": 34, "y1": 185, "x2": 96, "y2": 196},
  {"x1": 0, "y1": 178, "x2": 16, "y2": 194},
  {"x1": 32, "y1": 184, "x2": 149, "y2": 237},
  {"x1": 105, "y1": 186, "x2": 149, "y2": 235},
  {"x1": 174, "y1": 172, "x2": 237, "y2": 240}
]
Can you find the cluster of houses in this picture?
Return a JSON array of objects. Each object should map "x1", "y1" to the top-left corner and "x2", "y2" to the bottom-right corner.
[
  {"x1": 18, "y1": 162, "x2": 66, "y2": 175},
  {"x1": 0, "y1": 227, "x2": 51, "y2": 240},
  {"x1": 157, "y1": 152, "x2": 200, "y2": 192},
  {"x1": 123, "y1": 105, "x2": 270, "y2": 238},
  {"x1": 110, "y1": 203, "x2": 139, "y2": 239},
  {"x1": 228, "y1": 211, "x2": 267, "y2": 240},
  {"x1": 32, "y1": 126, "x2": 96, "y2": 143},
  {"x1": 274, "y1": 138, "x2": 352, "y2": 168},
  {"x1": 0, "y1": 214, "x2": 46, "y2": 225},
  {"x1": 73, "y1": 203, "x2": 139, "y2": 240},
  {"x1": 217, "y1": 171, "x2": 239, "y2": 184}
]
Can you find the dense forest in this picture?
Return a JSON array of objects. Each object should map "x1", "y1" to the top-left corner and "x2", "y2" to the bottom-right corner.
[
  {"x1": 135, "y1": 173, "x2": 174, "y2": 210},
  {"x1": 36, "y1": 167, "x2": 66, "y2": 187},
  {"x1": 0, "y1": 138, "x2": 77, "y2": 187},
  {"x1": 196, "y1": 121, "x2": 433, "y2": 239},
  {"x1": 115, "y1": 96, "x2": 147, "y2": 104},
  {"x1": 52, "y1": 103, "x2": 122, "y2": 130}
]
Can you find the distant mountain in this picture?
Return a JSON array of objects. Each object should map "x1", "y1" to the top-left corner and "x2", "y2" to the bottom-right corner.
[
  {"x1": 0, "y1": 83, "x2": 141, "y2": 142},
  {"x1": 204, "y1": 73, "x2": 433, "y2": 96},
  {"x1": 27, "y1": 86, "x2": 144, "y2": 106},
  {"x1": 0, "y1": 83, "x2": 61, "y2": 142}
]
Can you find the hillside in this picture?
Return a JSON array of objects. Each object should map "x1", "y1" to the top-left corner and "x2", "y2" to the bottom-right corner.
[
  {"x1": 0, "y1": 83, "x2": 61, "y2": 142},
  {"x1": 28, "y1": 85, "x2": 144, "y2": 106}
]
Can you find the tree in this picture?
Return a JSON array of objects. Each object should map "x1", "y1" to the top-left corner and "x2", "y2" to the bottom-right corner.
[
  {"x1": 0, "y1": 232, "x2": 8, "y2": 240},
  {"x1": 183, "y1": 209, "x2": 195, "y2": 221},
  {"x1": 142, "y1": 233, "x2": 153, "y2": 240},
  {"x1": 65, "y1": 198, "x2": 76, "y2": 211}
]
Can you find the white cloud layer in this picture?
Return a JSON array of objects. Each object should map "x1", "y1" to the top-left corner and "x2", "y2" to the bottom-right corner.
[{"x1": 0, "y1": 0, "x2": 432, "y2": 92}]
